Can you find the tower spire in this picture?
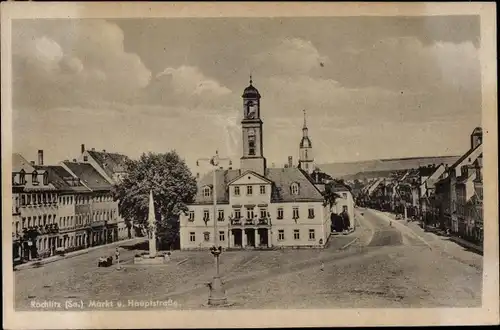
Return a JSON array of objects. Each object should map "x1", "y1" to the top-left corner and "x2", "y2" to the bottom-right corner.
[
  {"x1": 303, "y1": 109, "x2": 307, "y2": 129},
  {"x1": 249, "y1": 73, "x2": 253, "y2": 85}
]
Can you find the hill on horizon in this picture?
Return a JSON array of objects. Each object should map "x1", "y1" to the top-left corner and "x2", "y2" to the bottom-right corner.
[{"x1": 318, "y1": 155, "x2": 461, "y2": 180}]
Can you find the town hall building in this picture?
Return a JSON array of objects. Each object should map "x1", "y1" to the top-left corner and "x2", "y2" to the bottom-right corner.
[{"x1": 179, "y1": 78, "x2": 331, "y2": 250}]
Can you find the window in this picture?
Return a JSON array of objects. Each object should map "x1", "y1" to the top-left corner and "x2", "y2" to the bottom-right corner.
[
  {"x1": 203, "y1": 186, "x2": 211, "y2": 197},
  {"x1": 294, "y1": 229, "x2": 300, "y2": 240},
  {"x1": 246, "y1": 207, "x2": 254, "y2": 220},
  {"x1": 343, "y1": 206, "x2": 348, "y2": 213},
  {"x1": 234, "y1": 209, "x2": 241, "y2": 219},
  {"x1": 190, "y1": 232, "x2": 196, "y2": 242},
  {"x1": 219, "y1": 231, "x2": 225, "y2": 242},
  {"x1": 248, "y1": 130, "x2": 256, "y2": 155},
  {"x1": 203, "y1": 210, "x2": 210, "y2": 221},
  {"x1": 309, "y1": 229, "x2": 315, "y2": 240},
  {"x1": 19, "y1": 170, "x2": 26, "y2": 185},
  {"x1": 32, "y1": 171, "x2": 39, "y2": 184},
  {"x1": 248, "y1": 140, "x2": 256, "y2": 156},
  {"x1": 42, "y1": 193, "x2": 46, "y2": 204},
  {"x1": 247, "y1": 185, "x2": 253, "y2": 195},
  {"x1": 293, "y1": 207, "x2": 299, "y2": 219},
  {"x1": 218, "y1": 209, "x2": 224, "y2": 221},
  {"x1": 234, "y1": 186, "x2": 240, "y2": 196},
  {"x1": 260, "y1": 209, "x2": 267, "y2": 219},
  {"x1": 278, "y1": 230, "x2": 285, "y2": 241},
  {"x1": 38, "y1": 194, "x2": 42, "y2": 204},
  {"x1": 277, "y1": 208, "x2": 284, "y2": 219},
  {"x1": 308, "y1": 208, "x2": 315, "y2": 219},
  {"x1": 27, "y1": 194, "x2": 31, "y2": 205},
  {"x1": 291, "y1": 183, "x2": 299, "y2": 195},
  {"x1": 22, "y1": 217, "x2": 26, "y2": 229},
  {"x1": 188, "y1": 211, "x2": 195, "y2": 222},
  {"x1": 43, "y1": 172, "x2": 49, "y2": 185},
  {"x1": 21, "y1": 195, "x2": 26, "y2": 205},
  {"x1": 43, "y1": 215, "x2": 47, "y2": 225},
  {"x1": 204, "y1": 232, "x2": 210, "y2": 242},
  {"x1": 259, "y1": 185, "x2": 266, "y2": 195},
  {"x1": 342, "y1": 193, "x2": 348, "y2": 199},
  {"x1": 83, "y1": 155, "x2": 88, "y2": 161}
]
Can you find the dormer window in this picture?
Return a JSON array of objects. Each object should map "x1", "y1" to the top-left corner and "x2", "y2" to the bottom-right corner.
[
  {"x1": 19, "y1": 170, "x2": 26, "y2": 185},
  {"x1": 203, "y1": 186, "x2": 211, "y2": 197},
  {"x1": 43, "y1": 172, "x2": 49, "y2": 185},
  {"x1": 32, "y1": 171, "x2": 39, "y2": 184},
  {"x1": 291, "y1": 182, "x2": 300, "y2": 195}
]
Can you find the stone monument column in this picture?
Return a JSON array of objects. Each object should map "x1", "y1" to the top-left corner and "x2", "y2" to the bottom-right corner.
[{"x1": 148, "y1": 190, "x2": 157, "y2": 258}]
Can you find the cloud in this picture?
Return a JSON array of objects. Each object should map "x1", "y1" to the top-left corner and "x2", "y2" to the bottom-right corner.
[
  {"x1": 323, "y1": 36, "x2": 480, "y2": 94},
  {"x1": 254, "y1": 37, "x2": 328, "y2": 75},
  {"x1": 12, "y1": 19, "x2": 152, "y2": 109},
  {"x1": 156, "y1": 65, "x2": 231, "y2": 97}
]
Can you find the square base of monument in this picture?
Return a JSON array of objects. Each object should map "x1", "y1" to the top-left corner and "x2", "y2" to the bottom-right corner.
[{"x1": 133, "y1": 255, "x2": 167, "y2": 265}]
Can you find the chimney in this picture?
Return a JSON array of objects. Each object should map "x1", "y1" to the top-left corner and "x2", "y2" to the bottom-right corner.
[
  {"x1": 103, "y1": 149, "x2": 106, "y2": 153},
  {"x1": 196, "y1": 173, "x2": 200, "y2": 179},
  {"x1": 288, "y1": 156, "x2": 293, "y2": 168},
  {"x1": 81, "y1": 144, "x2": 85, "y2": 154},
  {"x1": 91, "y1": 148, "x2": 95, "y2": 151},
  {"x1": 30, "y1": 161, "x2": 35, "y2": 166},
  {"x1": 72, "y1": 159, "x2": 77, "y2": 162},
  {"x1": 37, "y1": 150, "x2": 44, "y2": 166}
]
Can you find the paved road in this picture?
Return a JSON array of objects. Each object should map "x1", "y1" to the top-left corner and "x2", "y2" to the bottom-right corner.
[{"x1": 14, "y1": 208, "x2": 483, "y2": 310}]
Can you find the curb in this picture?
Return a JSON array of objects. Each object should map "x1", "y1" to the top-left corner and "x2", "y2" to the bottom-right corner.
[
  {"x1": 14, "y1": 237, "x2": 147, "y2": 271},
  {"x1": 449, "y1": 236, "x2": 483, "y2": 254}
]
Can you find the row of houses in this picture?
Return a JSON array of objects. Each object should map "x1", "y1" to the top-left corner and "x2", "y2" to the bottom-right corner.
[
  {"x1": 12, "y1": 146, "x2": 131, "y2": 263},
  {"x1": 359, "y1": 127, "x2": 484, "y2": 246}
]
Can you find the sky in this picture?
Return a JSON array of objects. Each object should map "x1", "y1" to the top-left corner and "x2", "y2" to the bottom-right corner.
[{"x1": 11, "y1": 16, "x2": 482, "y2": 174}]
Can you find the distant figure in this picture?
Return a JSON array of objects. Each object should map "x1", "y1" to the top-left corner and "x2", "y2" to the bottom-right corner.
[
  {"x1": 320, "y1": 262, "x2": 325, "y2": 271},
  {"x1": 115, "y1": 247, "x2": 120, "y2": 261}
]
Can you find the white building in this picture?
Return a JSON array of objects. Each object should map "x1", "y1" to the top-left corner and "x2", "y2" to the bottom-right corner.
[{"x1": 180, "y1": 78, "x2": 331, "y2": 249}]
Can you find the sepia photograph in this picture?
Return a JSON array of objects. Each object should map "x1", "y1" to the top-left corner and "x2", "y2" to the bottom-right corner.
[{"x1": 2, "y1": 2, "x2": 498, "y2": 329}]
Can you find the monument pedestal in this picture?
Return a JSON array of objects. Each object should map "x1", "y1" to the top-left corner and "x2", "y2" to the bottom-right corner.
[{"x1": 208, "y1": 276, "x2": 228, "y2": 306}]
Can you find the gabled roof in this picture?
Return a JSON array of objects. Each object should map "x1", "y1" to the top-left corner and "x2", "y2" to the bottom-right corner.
[
  {"x1": 13, "y1": 153, "x2": 36, "y2": 173},
  {"x1": 192, "y1": 167, "x2": 324, "y2": 205},
  {"x1": 267, "y1": 167, "x2": 324, "y2": 203},
  {"x1": 86, "y1": 150, "x2": 129, "y2": 178},
  {"x1": 35, "y1": 165, "x2": 90, "y2": 193},
  {"x1": 450, "y1": 143, "x2": 482, "y2": 170},
  {"x1": 227, "y1": 169, "x2": 273, "y2": 185},
  {"x1": 62, "y1": 161, "x2": 112, "y2": 191}
]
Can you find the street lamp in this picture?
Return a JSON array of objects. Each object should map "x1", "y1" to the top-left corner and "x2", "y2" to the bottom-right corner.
[{"x1": 197, "y1": 150, "x2": 231, "y2": 306}]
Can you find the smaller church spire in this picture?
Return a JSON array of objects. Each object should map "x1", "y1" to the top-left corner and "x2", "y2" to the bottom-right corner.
[
  {"x1": 249, "y1": 74, "x2": 253, "y2": 86},
  {"x1": 303, "y1": 109, "x2": 307, "y2": 129}
]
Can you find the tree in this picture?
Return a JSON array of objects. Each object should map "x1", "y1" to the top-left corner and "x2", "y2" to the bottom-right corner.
[
  {"x1": 112, "y1": 151, "x2": 197, "y2": 249},
  {"x1": 322, "y1": 182, "x2": 343, "y2": 209}
]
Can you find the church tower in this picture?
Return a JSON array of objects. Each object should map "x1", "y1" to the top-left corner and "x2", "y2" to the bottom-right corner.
[
  {"x1": 298, "y1": 109, "x2": 314, "y2": 174},
  {"x1": 240, "y1": 76, "x2": 266, "y2": 175}
]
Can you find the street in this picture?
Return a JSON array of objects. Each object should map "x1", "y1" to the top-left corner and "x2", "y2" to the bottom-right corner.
[{"x1": 15, "y1": 208, "x2": 482, "y2": 310}]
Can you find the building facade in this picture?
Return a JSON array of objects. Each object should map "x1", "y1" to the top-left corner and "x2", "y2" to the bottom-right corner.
[
  {"x1": 78, "y1": 146, "x2": 131, "y2": 240},
  {"x1": 12, "y1": 153, "x2": 59, "y2": 262},
  {"x1": 180, "y1": 79, "x2": 331, "y2": 250}
]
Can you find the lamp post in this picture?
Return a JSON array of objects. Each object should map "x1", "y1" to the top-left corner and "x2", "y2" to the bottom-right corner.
[{"x1": 197, "y1": 150, "x2": 232, "y2": 306}]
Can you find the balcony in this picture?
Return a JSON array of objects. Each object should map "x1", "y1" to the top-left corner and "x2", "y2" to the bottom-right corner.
[
  {"x1": 230, "y1": 218, "x2": 242, "y2": 226},
  {"x1": 229, "y1": 218, "x2": 271, "y2": 227}
]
